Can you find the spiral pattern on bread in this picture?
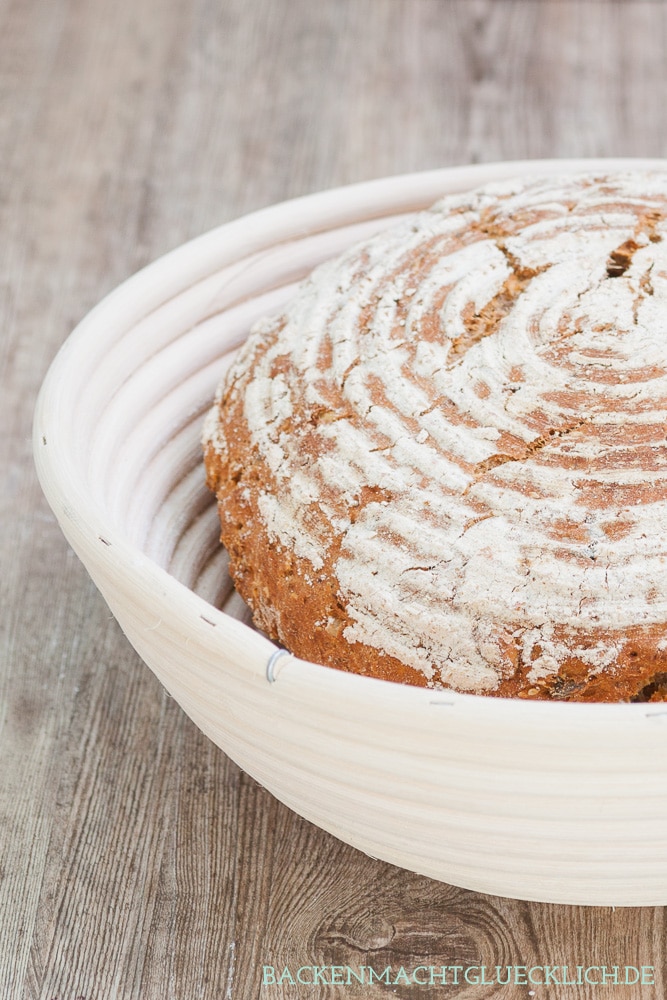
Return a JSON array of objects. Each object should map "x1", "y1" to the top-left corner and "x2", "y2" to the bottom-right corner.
[{"x1": 204, "y1": 172, "x2": 667, "y2": 700}]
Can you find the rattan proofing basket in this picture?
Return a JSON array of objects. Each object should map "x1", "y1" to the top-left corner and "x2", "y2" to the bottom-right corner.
[{"x1": 34, "y1": 159, "x2": 667, "y2": 905}]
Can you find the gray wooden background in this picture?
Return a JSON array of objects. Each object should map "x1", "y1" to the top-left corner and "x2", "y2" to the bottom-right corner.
[{"x1": 4, "y1": 1, "x2": 667, "y2": 997}]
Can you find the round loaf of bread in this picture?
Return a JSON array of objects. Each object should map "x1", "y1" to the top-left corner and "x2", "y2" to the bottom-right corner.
[{"x1": 203, "y1": 172, "x2": 667, "y2": 701}]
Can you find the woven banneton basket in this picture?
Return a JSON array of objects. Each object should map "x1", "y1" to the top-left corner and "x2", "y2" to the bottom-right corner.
[{"x1": 34, "y1": 159, "x2": 667, "y2": 905}]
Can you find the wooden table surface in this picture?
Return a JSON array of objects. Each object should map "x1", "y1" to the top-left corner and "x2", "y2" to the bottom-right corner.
[{"x1": 4, "y1": 1, "x2": 667, "y2": 997}]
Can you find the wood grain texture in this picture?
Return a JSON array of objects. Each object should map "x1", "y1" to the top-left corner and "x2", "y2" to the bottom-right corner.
[{"x1": 3, "y1": 0, "x2": 667, "y2": 997}]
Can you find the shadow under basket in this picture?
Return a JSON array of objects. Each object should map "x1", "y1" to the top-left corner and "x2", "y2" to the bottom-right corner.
[{"x1": 34, "y1": 158, "x2": 667, "y2": 906}]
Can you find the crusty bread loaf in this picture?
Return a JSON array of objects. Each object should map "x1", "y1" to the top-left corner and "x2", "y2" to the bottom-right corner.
[{"x1": 204, "y1": 172, "x2": 667, "y2": 701}]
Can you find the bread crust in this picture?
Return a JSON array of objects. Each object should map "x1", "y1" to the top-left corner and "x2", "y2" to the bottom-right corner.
[{"x1": 204, "y1": 173, "x2": 667, "y2": 701}]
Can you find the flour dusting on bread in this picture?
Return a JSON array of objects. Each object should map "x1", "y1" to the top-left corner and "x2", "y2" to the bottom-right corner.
[{"x1": 204, "y1": 173, "x2": 667, "y2": 701}]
